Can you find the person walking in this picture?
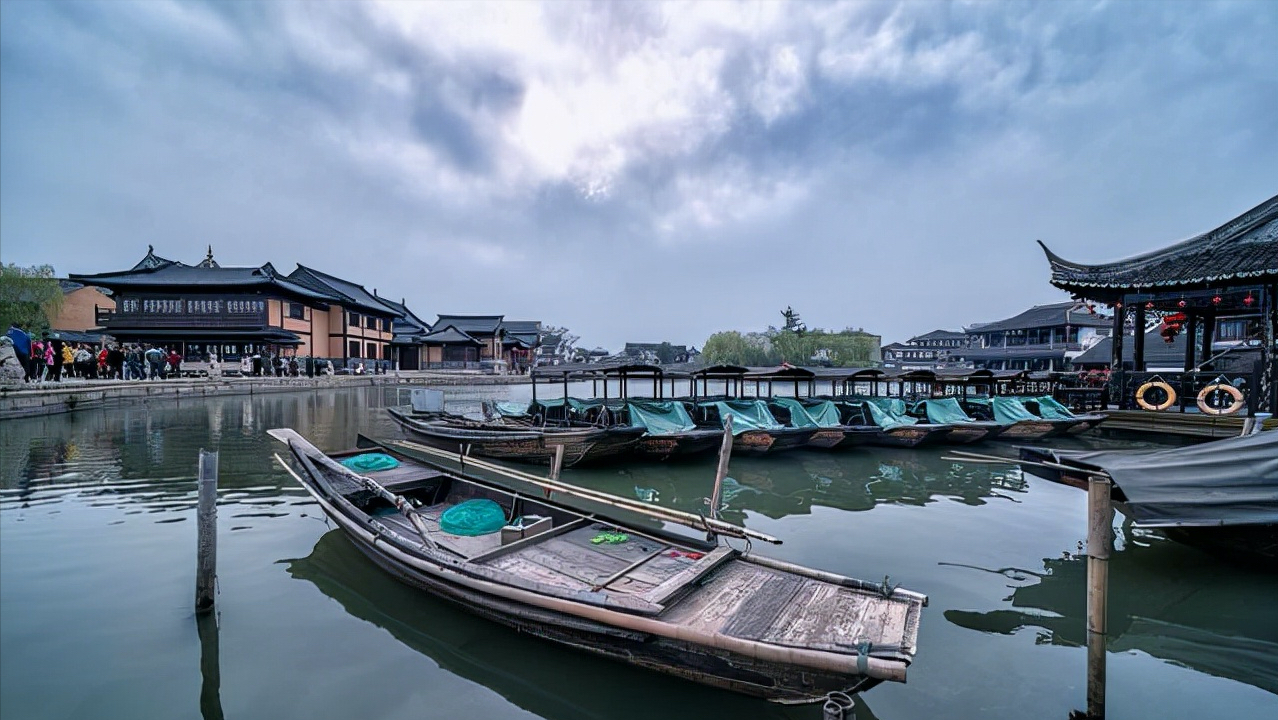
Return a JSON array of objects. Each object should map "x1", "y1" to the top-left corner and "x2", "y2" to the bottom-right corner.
[
  {"x1": 107, "y1": 344, "x2": 124, "y2": 380},
  {"x1": 49, "y1": 337, "x2": 65, "y2": 382},
  {"x1": 144, "y1": 345, "x2": 165, "y2": 379},
  {"x1": 167, "y1": 348, "x2": 182, "y2": 378},
  {"x1": 7, "y1": 326, "x2": 32, "y2": 382}
]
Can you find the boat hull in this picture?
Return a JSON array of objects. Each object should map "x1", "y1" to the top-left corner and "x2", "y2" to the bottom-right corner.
[
  {"x1": 389, "y1": 408, "x2": 640, "y2": 467},
  {"x1": 941, "y1": 422, "x2": 1005, "y2": 444},
  {"x1": 633, "y1": 430, "x2": 724, "y2": 461},
  {"x1": 733, "y1": 428, "x2": 817, "y2": 455},
  {"x1": 805, "y1": 428, "x2": 848, "y2": 449},
  {"x1": 870, "y1": 425, "x2": 953, "y2": 448},
  {"x1": 995, "y1": 420, "x2": 1058, "y2": 440}
]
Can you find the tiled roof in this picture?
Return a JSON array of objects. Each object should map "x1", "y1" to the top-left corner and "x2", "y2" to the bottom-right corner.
[
  {"x1": 911, "y1": 329, "x2": 966, "y2": 342},
  {"x1": 70, "y1": 262, "x2": 335, "y2": 302},
  {"x1": 1041, "y1": 194, "x2": 1278, "y2": 292},
  {"x1": 130, "y1": 246, "x2": 176, "y2": 271},
  {"x1": 417, "y1": 325, "x2": 482, "y2": 344},
  {"x1": 288, "y1": 265, "x2": 400, "y2": 316},
  {"x1": 966, "y1": 302, "x2": 1110, "y2": 334},
  {"x1": 432, "y1": 315, "x2": 504, "y2": 334},
  {"x1": 380, "y1": 298, "x2": 431, "y2": 334}
]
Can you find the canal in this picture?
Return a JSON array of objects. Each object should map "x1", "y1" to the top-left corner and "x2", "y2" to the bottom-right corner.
[{"x1": 1, "y1": 385, "x2": 1274, "y2": 720}]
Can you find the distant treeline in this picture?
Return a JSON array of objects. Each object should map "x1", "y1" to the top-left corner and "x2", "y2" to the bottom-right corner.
[{"x1": 701, "y1": 328, "x2": 880, "y2": 367}]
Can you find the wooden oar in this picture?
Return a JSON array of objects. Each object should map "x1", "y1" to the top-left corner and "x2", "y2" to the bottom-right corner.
[{"x1": 388, "y1": 438, "x2": 783, "y2": 545}]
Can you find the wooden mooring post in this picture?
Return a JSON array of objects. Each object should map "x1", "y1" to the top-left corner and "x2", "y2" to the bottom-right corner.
[
  {"x1": 1083, "y1": 475, "x2": 1113, "y2": 719},
  {"x1": 548, "y1": 444, "x2": 566, "y2": 482},
  {"x1": 195, "y1": 449, "x2": 218, "y2": 613},
  {"x1": 707, "y1": 415, "x2": 734, "y2": 533}
]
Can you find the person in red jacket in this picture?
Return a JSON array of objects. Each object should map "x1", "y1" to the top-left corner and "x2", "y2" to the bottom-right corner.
[{"x1": 167, "y1": 348, "x2": 182, "y2": 378}]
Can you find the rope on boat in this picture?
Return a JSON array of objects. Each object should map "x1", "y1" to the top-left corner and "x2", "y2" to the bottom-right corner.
[{"x1": 823, "y1": 690, "x2": 854, "y2": 719}]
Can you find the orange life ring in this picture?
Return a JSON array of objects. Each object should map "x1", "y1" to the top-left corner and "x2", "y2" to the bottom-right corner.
[
  {"x1": 1135, "y1": 381, "x2": 1177, "y2": 411},
  {"x1": 1196, "y1": 384, "x2": 1245, "y2": 415}
]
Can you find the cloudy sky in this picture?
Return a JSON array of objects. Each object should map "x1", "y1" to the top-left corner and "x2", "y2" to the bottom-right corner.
[{"x1": 2, "y1": 0, "x2": 1275, "y2": 350}]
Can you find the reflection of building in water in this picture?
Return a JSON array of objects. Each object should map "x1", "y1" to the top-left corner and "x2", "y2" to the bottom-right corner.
[{"x1": 944, "y1": 534, "x2": 1278, "y2": 695}]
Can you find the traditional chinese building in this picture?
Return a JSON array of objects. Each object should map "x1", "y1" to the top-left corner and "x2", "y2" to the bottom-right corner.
[
  {"x1": 286, "y1": 265, "x2": 399, "y2": 368},
  {"x1": 962, "y1": 302, "x2": 1111, "y2": 371},
  {"x1": 69, "y1": 247, "x2": 404, "y2": 369},
  {"x1": 1040, "y1": 193, "x2": 1278, "y2": 411},
  {"x1": 882, "y1": 329, "x2": 971, "y2": 370}
]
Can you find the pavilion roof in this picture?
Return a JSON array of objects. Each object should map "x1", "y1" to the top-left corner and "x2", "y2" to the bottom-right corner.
[
  {"x1": 1040, "y1": 194, "x2": 1278, "y2": 296},
  {"x1": 432, "y1": 314, "x2": 505, "y2": 335},
  {"x1": 70, "y1": 261, "x2": 334, "y2": 303},
  {"x1": 966, "y1": 301, "x2": 1110, "y2": 334},
  {"x1": 416, "y1": 325, "x2": 482, "y2": 345}
]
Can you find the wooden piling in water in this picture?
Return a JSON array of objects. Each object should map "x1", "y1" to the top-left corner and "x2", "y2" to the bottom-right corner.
[
  {"x1": 707, "y1": 415, "x2": 734, "y2": 531},
  {"x1": 548, "y1": 444, "x2": 565, "y2": 482},
  {"x1": 195, "y1": 449, "x2": 218, "y2": 613},
  {"x1": 1085, "y1": 475, "x2": 1112, "y2": 719}
]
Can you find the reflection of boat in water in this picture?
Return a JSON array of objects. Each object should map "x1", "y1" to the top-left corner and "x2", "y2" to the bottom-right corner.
[
  {"x1": 288, "y1": 531, "x2": 890, "y2": 720},
  {"x1": 944, "y1": 533, "x2": 1278, "y2": 695}
]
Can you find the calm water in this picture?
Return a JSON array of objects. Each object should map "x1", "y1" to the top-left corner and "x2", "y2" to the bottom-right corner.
[{"x1": 2, "y1": 385, "x2": 1275, "y2": 720}]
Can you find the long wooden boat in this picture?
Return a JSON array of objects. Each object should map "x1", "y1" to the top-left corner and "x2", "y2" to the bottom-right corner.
[
  {"x1": 387, "y1": 407, "x2": 642, "y2": 467},
  {"x1": 908, "y1": 398, "x2": 1006, "y2": 444},
  {"x1": 1018, "y1": 431, "x2": 1278, "y2": 569},
  {"x1": 271, "y1": 429, "x2": 928, "y2": 702},
  {"x1": 621, "y1": 400, "x2": 725, "y2": 461},
  {"x1": 1019, "y1": 395, "x2": 1106, "y2": 435},
  {"x1": 958, "y1": 398, "x2": 1059, "y2": 440},
  {"x1": 693, "y1": 400, "x2": 817, "y2": 455},
  {"x1": 832, "y1": 399, "x2": 953, "y2": 448},
  {"x1": 766, "y1": 397, "x2": 877, "y2": 449}
]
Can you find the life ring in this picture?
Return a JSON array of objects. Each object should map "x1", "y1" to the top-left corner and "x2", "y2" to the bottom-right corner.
[
  {"x1": 1196, "y1": 384, "x2": 1245, "y2": 415},
  {"x1": 1135, "y1": 381, "x2": 1177, "y2": 411}
]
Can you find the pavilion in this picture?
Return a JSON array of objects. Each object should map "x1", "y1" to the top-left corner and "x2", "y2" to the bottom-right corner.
[{"x1": 1039, "y1": 194, "x2": 1277, "y2": 411}]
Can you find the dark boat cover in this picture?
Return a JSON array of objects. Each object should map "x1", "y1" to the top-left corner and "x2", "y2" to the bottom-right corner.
[{"x1": 1030, "y1": 431, "x2": 1278, "y2": 528}]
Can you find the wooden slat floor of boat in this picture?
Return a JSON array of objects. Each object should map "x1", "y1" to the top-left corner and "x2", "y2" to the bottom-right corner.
[
  {"x1": 481, "y1": 524, "x2": 687, "y2": 595},
  {"x1": 661, "y1": 561, "x2": 915, "y2": 655}
]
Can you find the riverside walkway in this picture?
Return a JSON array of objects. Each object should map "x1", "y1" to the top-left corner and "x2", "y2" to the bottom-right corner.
[{"x1": 0, "y1": 371, "x2": 530, "y2": 421}]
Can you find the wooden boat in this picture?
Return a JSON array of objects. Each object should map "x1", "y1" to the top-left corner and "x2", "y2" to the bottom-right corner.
[
  {"x1": 907, "y1": 398, "x2": 1006, "y2": 444},
  {"x1": 387, "y1": 407, "x2": 643, "y2": 467},
  {"x1": 833, "y1": 399, "x2": 953, "y2": 448},
  {"x1": 1018, "y1": 430, "x2": 1278, "y2": 569},
  {"x1": 622, "y1": 400, "x2": 725, "y2": 461},
  {"x1": 271, "y1": 429, "x2": 928, "y2": 702},
  {"x1": 693, "y1": 399, "x2": 817, "y2": 455},
  {"x1": 766, "y1": 397, "x2": 877, "y2": 449},
  {"x1": 959, "y1": 398, "x2": 1059, "y2": 440},
  {"x1": 1019, "y1": 395, "x2": 1107, "y2": 434}
]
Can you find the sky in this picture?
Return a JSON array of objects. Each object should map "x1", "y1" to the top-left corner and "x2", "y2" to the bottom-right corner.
[{"x1": 2, "y1": 0, "x2": 1275, "y2": 351}]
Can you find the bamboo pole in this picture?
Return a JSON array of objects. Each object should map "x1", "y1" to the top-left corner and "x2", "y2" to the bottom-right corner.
[
  {"x1": 195, "y1": 449, "x2": 218, "y2": 613},
  {"x1": 1086, "y1": 475, "x2": 1113, "y2": 719},
  {"x1": 708, "y1": 414, "x2": 734, "y2": 530},
  {"x1": 392, "y1": 439, "x2": 782, "y2": 545},
  {"x1": 548, "y1": 444, "x2": 565, "y2": 481}
]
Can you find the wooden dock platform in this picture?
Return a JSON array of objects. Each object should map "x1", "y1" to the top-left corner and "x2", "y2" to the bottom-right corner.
[{"x1": 1097, "y1": 410, "x2": 1277, "y2": 439}]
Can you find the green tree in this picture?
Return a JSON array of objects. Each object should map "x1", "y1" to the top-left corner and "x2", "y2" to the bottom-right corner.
[{"x1": 0, "y1": 264, "x2": 63, "y2": 335}]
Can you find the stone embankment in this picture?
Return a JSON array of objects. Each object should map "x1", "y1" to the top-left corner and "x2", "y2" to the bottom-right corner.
[{"x1": 0, "y1": 371, "x2": 530, "y2": 421}]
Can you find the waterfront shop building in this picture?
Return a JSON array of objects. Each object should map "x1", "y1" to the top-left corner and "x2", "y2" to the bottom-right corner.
[
  {"x1": 962, "y1": 301, "x2": 1111, "y2": 371},
  {"x1": 1040, "y1": 193, "x2": 1278, "y2": 411},
  {"x1": 286, "y1": 265, "x2": 399, "y2": 369},
  {"x1": 49, "y1": 280, "x2": 115, "y2": 334},
  {"x1": 69, "y1": 248, "x2": 404, "y2": 370},
  {"x1": 396, "y1": 315, "x2": 540, "y2": 370},
  {"x1": 382, "y1": 298, "x2": 434, "y2": 371},
  {"x1": 881, "y1": 330, "x2": 971, "y2": 370}
]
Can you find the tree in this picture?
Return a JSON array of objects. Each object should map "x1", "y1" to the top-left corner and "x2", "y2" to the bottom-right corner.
[{"x1": 0, "y1": 264, "x2": 63, "y2": 335}]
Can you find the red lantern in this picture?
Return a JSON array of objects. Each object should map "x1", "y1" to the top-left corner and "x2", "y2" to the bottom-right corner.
[
  {"x1": 1212, "y1": 295, "x2": 1222, "y2": 305},
  {"x1": 1145, "y1": 302, "x2": 1154, "y2": 310},
  {"x1": 1244, "y1": 293, "x2": 1255, "y2": 307},
  {"x1": 1177, "y1": 299, "x2": 1187, "y2": 308}
]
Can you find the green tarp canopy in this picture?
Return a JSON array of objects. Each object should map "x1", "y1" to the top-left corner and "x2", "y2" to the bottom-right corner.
[
  {"x1": 849, "y1": 396, "x2": 917, "y2": 429},
  {"x1": 1027, "y1": 395, "x2": 1078, "y2": 420},
  {"x1": 771, "y1": 397, "x2": 843, "y2": 428},
  {"x1": 627, "y1": 400, "x2": 698, "y2": 435},
  {"x1": 492, "y1": 401, "x2": 531, "y2": 417},
  {"x1": 697, "y1": 400, "x2": 784, "y2": 435},
  {"x1": 988, "y1": 396, "x2": 1039, "y2": 423},
  {"x1": 912, "y1": 397, "x2": 977, "y2": 425}
]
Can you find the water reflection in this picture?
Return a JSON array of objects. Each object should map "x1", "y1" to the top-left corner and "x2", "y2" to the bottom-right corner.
[
  {"x1": 286, "y1": 530, "x2": 881, "y2": 720},
  {"x1": 564, "y1": 448, "x2": 1028, "y2": 525},
  {"x1": 944, "y1": 527, "x2": 1278, "y2": 695}
]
